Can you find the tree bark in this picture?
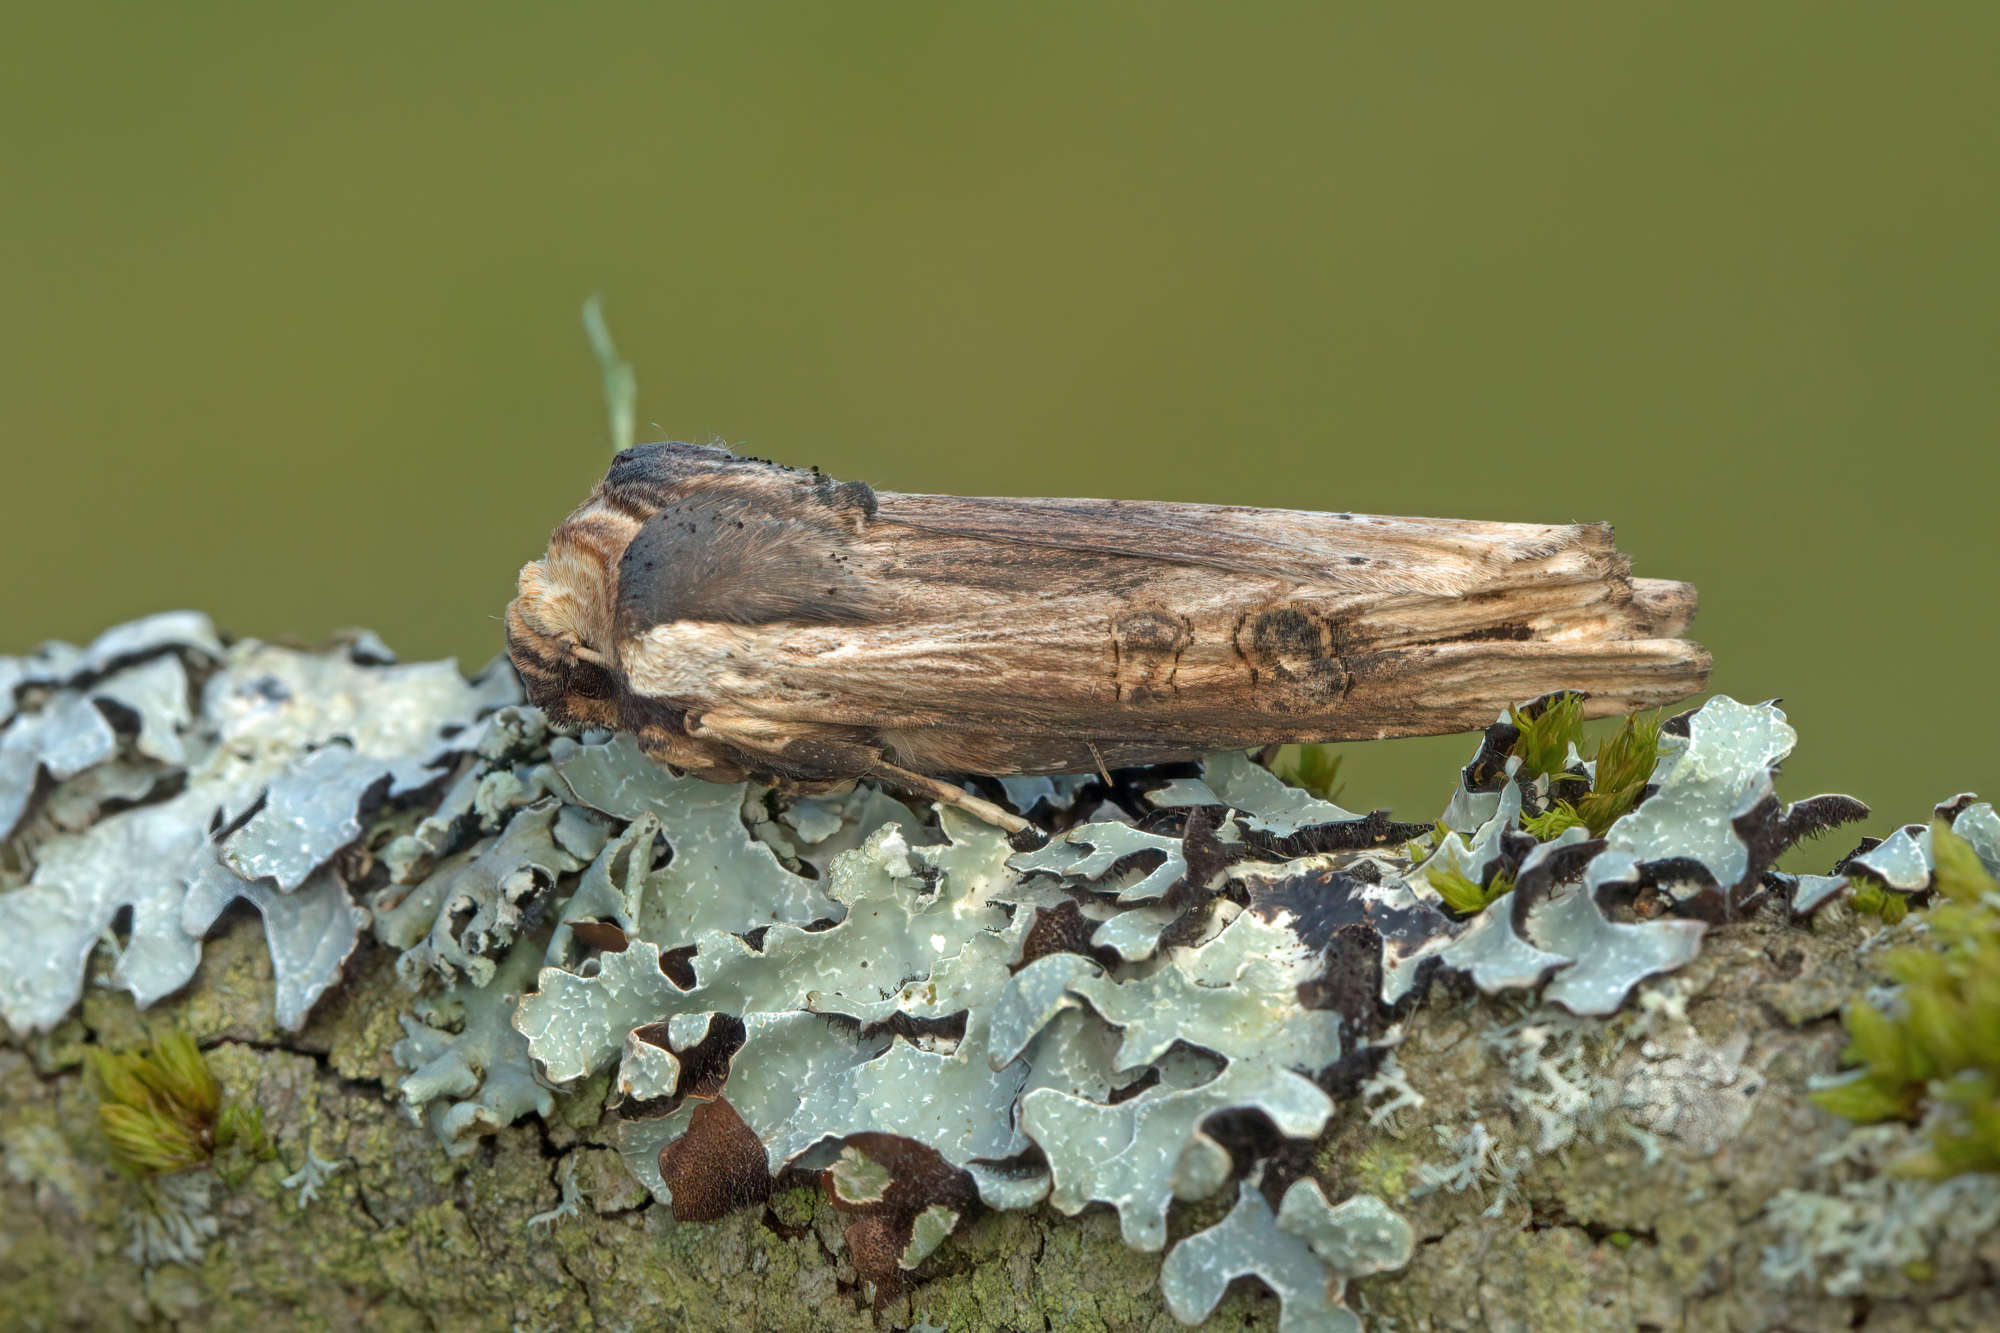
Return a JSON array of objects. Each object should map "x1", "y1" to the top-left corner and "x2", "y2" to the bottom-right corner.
[{"x1": 6, "y1": 885, "x2": 1995, "y2": 1332}]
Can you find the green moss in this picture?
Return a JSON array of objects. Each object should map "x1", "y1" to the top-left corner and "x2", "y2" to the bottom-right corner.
[
  {"x1": 1340, "y1": 1138, "x2": 1419, "y2": 1201},
  {"x1": 1268, "y1": 743, "x2": 1344, "y2": 802},
  {"x1": 1850, "y1": 879, "x2": 1912, "y2": 924},
  {"x1": 1812, "y1": 822, "x2": 2000, "y2": 1177},
  {"x1": 85, "y1": 1029, "x2": 270, "y2": 1179},
  {"x1": 1517, "y1": 709, "x2": 1663, "y2": 839},
  {"x1": 769, "y1": 1184, "x2": 819, "y2": 1229},
  {"x1": 1400, "y1": 822, "x2": 1446, "y2": 866},
  {"x1": 1430, "y1": 864, "x2": 1516, "y2": 916},
  {"x1": 1508, "y1": 693, "x2": 1586, "y2": 780},
  {"x1": 212, "y1": 1102, "x2": 275, "y2": 1184},
  {"x1": 1577, "y1": 710, "x2": 1663, "y2": 832},
  {"x1": 1520, "y1": 805, "x2": 1589, "y2": 840}
]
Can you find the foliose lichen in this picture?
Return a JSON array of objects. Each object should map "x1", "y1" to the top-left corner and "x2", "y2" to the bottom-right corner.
[
  {"x1": 10, "y1": 614, "x2": 1971, "y2": 1328},
  {"x1": 0, "y1": 614, "x2": 517, "y2": 1034}
]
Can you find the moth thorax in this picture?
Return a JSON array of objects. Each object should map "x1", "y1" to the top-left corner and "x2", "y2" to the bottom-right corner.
[
  {"x1": 512, "y1": 538, "x2": 617, "y2": 661},
  {"x1": 507, "y1": 552, "x2": 625, "y2": 732}
]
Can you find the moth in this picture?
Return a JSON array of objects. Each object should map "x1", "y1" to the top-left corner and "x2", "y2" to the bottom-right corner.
[{"x1": 506, "y1": 442, "x2": 1709, "y2": 834}]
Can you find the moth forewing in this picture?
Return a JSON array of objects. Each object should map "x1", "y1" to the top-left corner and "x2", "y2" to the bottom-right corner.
[{"x1": 507, "y1": 441, "x2": 1711, "y2": 830}]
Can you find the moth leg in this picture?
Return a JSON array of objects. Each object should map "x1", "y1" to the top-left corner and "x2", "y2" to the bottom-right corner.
[
  {"x1": 862, "y1": 759, "x2": 1032, "y2": 836},
  {"x1": 687, "y1": 711, "x2": 1031, "y2": 835},
  {"x1": 1082, "y1": 739, "x2": 1115, "y2": 788}
]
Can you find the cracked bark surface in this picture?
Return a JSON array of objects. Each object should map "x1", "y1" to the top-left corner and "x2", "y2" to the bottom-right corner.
[{"x1": 5, "y1": 876, "x2": 1998, "y2": 1330}]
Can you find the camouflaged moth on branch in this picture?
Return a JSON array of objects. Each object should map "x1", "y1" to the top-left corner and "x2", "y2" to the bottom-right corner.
[{"x1": 505, "y1": 442, "x2": 1709, "y2": 834}]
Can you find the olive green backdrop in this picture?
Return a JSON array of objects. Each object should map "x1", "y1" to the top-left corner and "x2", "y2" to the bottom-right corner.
[{"x1": 3, "y1": 2, "x2": 1993, "y2": 835}]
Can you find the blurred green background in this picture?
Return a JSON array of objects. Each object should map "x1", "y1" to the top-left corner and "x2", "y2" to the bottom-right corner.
[{"x1": 3, "y1": 2, "x2": 1993, "y2": 837}]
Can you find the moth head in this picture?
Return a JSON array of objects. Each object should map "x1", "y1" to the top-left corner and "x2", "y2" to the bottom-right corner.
[{"x1": 505, "y1": 550, "x2": 623, "y2": 733}]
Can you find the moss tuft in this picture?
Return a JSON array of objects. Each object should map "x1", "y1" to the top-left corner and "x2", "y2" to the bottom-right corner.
[
  {"x1": 1574, "y1": 710, "x2": 1663, "y2": 834},
  {"x1": 1849, "y1": 879, "x2": 1912, "y2": 924},
  {"x1": 86, "y1": 1029, "x2": 271, "y2": 1179},
  {"x1": 1429, "y1": 864, "x2": 1516, "y2": 916},
  {"x1": 1521, "y1": 805, "x2": 1589, "y2": 841},
  {"x1": 1268, "y1": 744, "x2": 1344, "y2": 802},
  {"x1": 1508, "y1": 694, "x2": 1586, "y2": 781},
  {"x1": 1812, "y1": 822, "x2": 2000, "y2": 1177},
  {"x1": 1517, "y1": 710, "x2": 1664, "y2": 839}
]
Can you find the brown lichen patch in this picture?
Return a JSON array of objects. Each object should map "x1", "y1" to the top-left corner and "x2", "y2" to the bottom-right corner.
[
  {"x1": 820, "y1": 1133, "x2": 977, "y2": 1306},
  {"x1": 669, "y1": 1014, "x2": 746, "y2": 1102},
  {"x1": 659, "y1": 1097, "x2": 771, "y2": 1222},
  {"x1": 1015, "y1": 898, "x2": 1119, "y2": 972}
]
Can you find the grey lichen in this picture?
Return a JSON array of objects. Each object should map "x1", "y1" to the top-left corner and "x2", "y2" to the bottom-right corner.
[
  {"x1": 11, "y1": 614, "x2": 1972, "y2": 1330},
  {"x1": 1759, "y1": 1128, "x2": 2000, "y2": 1297},
  {"x1": 1010, "y1": 821, "x2": 1190, "y2": 904},
  {"x1": 280, "y1": 1148, "x2": 344, "y2": 1208},
  {"x1": 1025, "y1": 1058, "x2": 1334, "y2": 1251},
  {"x1": 553, "y1": 733, "x2": 840, "y2": 933},
  {"x1": 1276, "y1": 1180, "x2": 1415, "y2": 1280},
  {"x1": 1150, "y1": 749, "x2": 1366, "y2": 836},
  {"x1": 1161, "y1": 1177, "x2": 1392, "y2": 1333},
  {"x1": 0, "y1": 619, "x2": 517, "y2": 1033},
  {"x1": 1403, "y1": 695, "x2": 1865, "y2": 1017},
  {"x1": 1064, "y1": 910, "x2": 1343, "y2": 1073},
  {"x1": 123, "y1": 1170, "x2": 221, "y2": 1268},
  {"x1": 393, "y1": 931, "x2": 556, "y2": 1155},
  {"x1": 396, "y1": 799, "x2": 590, "y2": 988}
]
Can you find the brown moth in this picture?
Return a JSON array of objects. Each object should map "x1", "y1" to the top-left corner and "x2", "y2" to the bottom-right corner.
[{"x1": 506, "y1": 442, "x2": 1709, "y2": 834}]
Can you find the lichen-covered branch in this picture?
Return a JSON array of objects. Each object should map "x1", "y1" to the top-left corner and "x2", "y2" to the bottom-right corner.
[{"x1": 2, "y1": 617, "x2": 1996, "y2": 1331}]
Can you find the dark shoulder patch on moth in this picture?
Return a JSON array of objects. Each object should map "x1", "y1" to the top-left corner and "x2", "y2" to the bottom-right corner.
[
  {"x1": 604, "y1": 440, "x2": 742, "y2": 491},
  {"x1": 565, "y1": 659, "x2": 618, "y2": 701},
  {"x1": 809, "y1": 468, "x2": 878, "y2": 520},
  {"x1": 601, "y1": 442, "x2": 882, "y2": 528},
  {"x1": 615, "y1": 491, "x2": 890, "y2": 633},
  {"x1": 601, "y1": 440, "x2": 826, "y2": 515}
]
